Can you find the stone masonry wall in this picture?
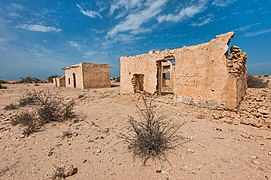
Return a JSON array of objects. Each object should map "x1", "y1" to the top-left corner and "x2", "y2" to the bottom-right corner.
[
  {"x1": 82, "y1": 63, "x2": 110, "y2": 89},
  {"x1": 120, "y1": 32, "x2": 247, "y2": 110}
]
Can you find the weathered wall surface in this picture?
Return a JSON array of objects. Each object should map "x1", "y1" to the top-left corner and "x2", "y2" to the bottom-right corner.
[
  {"x1": 174, "y1": 32, "x2": 241, "y2": 109},
  {"x1": 120, "y1": 51, "x2": 173, "y2": 94},
  {"x1": 120, "y1": 32, "x2": 247, "y2": 109},
  {"x1": 82, "y1": 63, "x2": 110, "y2": 88},
  {"x1": 57, "y1": 76, "x2": 65, "y2": 87},
  {"x1": 64, "y1": 64, "x2": 84, "y2": 89}
]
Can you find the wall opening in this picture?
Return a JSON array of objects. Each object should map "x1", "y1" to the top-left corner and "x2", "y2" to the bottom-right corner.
[
  {"x1": 132, "y1": 74, "x2": 144, "y2": 93},
  {"x1": 68, "y1": 78, "x2": 70, "y2": 84},
  {"x1": 72, "y1": 73, "x2": 76, "y2": 88},
  {"x1": 157, "y1": 58, "x2": 175, "y2": 95}
]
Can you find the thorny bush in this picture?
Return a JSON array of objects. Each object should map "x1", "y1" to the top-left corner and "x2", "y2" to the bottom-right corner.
[
  {"x1": 10, "y1": 90, "x2": 75, "y2": 136},
  {"x1": 119, "y1": 96, "x2": 186, "y2": 165}
]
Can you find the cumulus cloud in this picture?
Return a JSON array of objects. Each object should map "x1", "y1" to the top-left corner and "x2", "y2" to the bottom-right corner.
[
  {"x1": 190, "y1": 14, "x2": 214, "y2": 27},
  {"x1": 211, "y1": 0, "x2": 237, "y2": 7},
  {"x1": 76, "y1": 4, "x2": 102, "y2": 18},
  {"x1": 107, "y1": 0, "x2": 168, "y2": 38},
  {"x1": 157, "y1": 0, "x2": 207, "y2": 23},
  {"x1": 16, "y1": 24, "x2": 62, "y2": 32}
]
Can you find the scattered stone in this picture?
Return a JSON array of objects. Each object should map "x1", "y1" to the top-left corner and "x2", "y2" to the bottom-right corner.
[
  {"x1": 258, "y1": 108, "x2": 269, "y2": 115},
  {"x1": 48, "y1": 151, "x2": 53, "y2": 156},
  {"x1": 267, "y1": 164, "x2": 271, "y2": 170},
  {"x1": 64, "y1": 165, "x2": 78, "y2": 177},
  {"x1": 252, "y1": 160, "x2": 260, "y2": 165},
  {"x1": 196, "y1": 114, "x2": 204, "y2": 119},
  {"x1": 187, "y1": 149, "x2": 194, "y2": 153},
  {"x1": 268, "y1": 151, "x2": 271, "y2": 156},
  {"x1": 97, "y1": 149, "x2": 101, "y2": 153},
  {"x1": 156, "y1": 170, "x2": 161, "y2": 173}
]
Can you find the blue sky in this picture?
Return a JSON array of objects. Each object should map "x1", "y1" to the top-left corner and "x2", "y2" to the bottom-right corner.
[{"x1": 0, "y1": 0, "x2": 271, "y2": 80}]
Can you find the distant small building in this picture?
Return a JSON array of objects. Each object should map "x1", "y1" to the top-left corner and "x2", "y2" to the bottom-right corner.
[
  {"x1": 53, "y1": 76, "x2": 65, "y2": 87},
  {"x1": 64, "y1": 62, "x2": 110, "y2": 89}
]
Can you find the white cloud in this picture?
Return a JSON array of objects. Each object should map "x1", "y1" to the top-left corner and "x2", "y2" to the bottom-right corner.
[
  {"x1": 157, "y1": 0, "x2": 207, "y2": 23},
  {"x1": 68, "y1": 41, "x2": 83, "y2": 50},
  {"x1": 191, "y1": 14, "x2": 214, "y2": 27},
  {"x1": 16, "y1": 24, "x2": 62, "y2": 32},
  {"x1": 243, "y1": 28, "x2": 271, "y2": 37},
  {"x1": 107, "y1": 0, "x2": 168, "y2": 38},
  {"x1": 76, "y1": 4, "x2": 102, "y2": 19},
  {"x1": 234, "y1": 23, "x2": 261, "y2": 32},
  {"x1": 84, "y1": 50, "x2": 97, "y2": 59},
  {"x1": 211, "y1": 0, "x2": 237, "y2": 7},
  {"x1": 110, "y1": 0, "x2": 143, "y2": 18}
]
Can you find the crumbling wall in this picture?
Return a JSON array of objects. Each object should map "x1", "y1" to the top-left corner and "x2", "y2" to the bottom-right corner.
[
  {"x1": 120, "y1": 53, "x2": 163, "y2": 94},
  {"x1": 120, "y1": 32, "x2": 247, "y2": 109},
  {"x1": 226, "y1": 46, "x2": 248, "y2": 105},
  {"x1": 174, "y1": 32, "x2": 243, "y2": 109},
  {"x1": 82, "y1": 63, "x2": 110, "y2": 88},
  {"x1": 56, "y1": 76, "x2": 65, "y2": 87}
]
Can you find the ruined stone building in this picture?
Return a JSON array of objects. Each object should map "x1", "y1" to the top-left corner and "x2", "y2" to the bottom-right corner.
[
  {"x1": 64, "y1": 62, "x2": 110, "y2": 89},
  {"x1": 53, "y1": 76, "x2": 65, "y2": 87},
  {"x1": 120, "y1": 32, "x2": 248, "y2": 109}
]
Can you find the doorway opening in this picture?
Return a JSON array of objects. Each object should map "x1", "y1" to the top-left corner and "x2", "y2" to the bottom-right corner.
[
  {"x1": 156, "y1": 57, "x2": 175, "y2": 95},
  {"x1": 132, "y1": 74, "x2": 144, "y2": 93},
  {"x1": 72, "y1": 73, "x2": 76, "y2": 88}
]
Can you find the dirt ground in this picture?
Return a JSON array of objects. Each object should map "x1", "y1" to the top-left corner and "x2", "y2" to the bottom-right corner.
[{"x1": 0, "y1": 82, "x2": 270, "y2": 180}]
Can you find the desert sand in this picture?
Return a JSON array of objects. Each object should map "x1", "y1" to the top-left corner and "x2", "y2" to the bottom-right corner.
[{"x1": 0, "y1": 81, "x2": 270, "y2": 180}]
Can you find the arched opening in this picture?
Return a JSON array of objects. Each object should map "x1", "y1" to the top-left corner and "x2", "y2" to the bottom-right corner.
[{"x1": 72, "y1": 73, "x2": 76, "y2": 88}]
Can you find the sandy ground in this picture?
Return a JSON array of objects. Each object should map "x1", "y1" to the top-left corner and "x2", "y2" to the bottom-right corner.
[{"x1": 0, "y1": 83, "x2": 270, "y2": 180}]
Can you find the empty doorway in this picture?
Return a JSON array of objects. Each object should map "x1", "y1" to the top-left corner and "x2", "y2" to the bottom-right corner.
[
  {"x1": 72, "y1": 73, "x2": 76, "y2": 88},
  {"x1": 132, "y1": 74, "x2": 144, "y2": 93},
  {"x1": 157, "y1": 58, "x2": 175, "y2": 95}
]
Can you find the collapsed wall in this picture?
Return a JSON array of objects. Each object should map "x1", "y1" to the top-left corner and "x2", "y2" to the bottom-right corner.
[
  {"x1": 174, "y1": 32, "x2": 247, "y2": 109},
  {"x1": 120, "y1": 32, "x2": 248, "y2": 110}
]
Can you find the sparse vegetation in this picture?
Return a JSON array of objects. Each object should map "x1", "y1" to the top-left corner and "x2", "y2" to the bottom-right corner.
[
  {"x1": 10, "y1": 90, "x2": 75, "y2": 136},
  {"x1": 119, "y1": 96, "x2": 185, "y2": 165},
  {"x1": 0, "y1": 80, "x2": 7, "y2": 84},
  {"x1": 247, "y1": 74, "x2": 269, "y2": 88},
  {"x1": 60, "y1": 130, "x2": 73, "y2": 139},
  {"x1": 48, "y1": 75, "x2": 60, "y2": 83},
  {"x1": 52, "y1": 166, "x2": 66, "y2": 180},
  {"x1": 4, "y1": 103, "x2": 18, "y2": 110},
  {"x1": 0, "y1": 84, "x2": 7, "y2": 89},
  {"x1": 19, "y1": 76, "x2": 41, "y2": 83}
]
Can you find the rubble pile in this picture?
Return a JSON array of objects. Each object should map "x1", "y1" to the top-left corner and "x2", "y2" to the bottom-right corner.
[
  {"x1": 227, "y1": 46, "x2": 248, "y2": 77},
  {"x1": 211, "y1": 87, "x2": 270, "y2": 129},
  {"x1": 238, "y1": 88, "x2": 270, "y2": 128}
]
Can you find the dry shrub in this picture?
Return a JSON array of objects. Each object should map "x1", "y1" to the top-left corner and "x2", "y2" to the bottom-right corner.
[
  {"x1": 4, "y1": 103, "x2": 18, "y2": 110},
  {"x1": 10, "y1": 90, "x2": 75, "y2": 136},
  {"x1": 11, "y1": 112, "x2": 39, "y2": 136},
  {"x1": 52, "y1": 166, "x2": 66, "y2": 180},
  {"x1": 120, "y1": 96, "x2": 185, "y2": 165},
  {"x1": 0, "y1": 84, "x2": 7, "y2": 89}
]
